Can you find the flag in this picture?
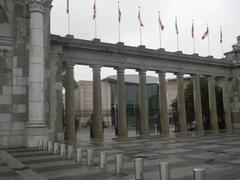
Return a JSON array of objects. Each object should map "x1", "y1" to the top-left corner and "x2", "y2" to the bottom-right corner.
[
  {"x1": 220, "y1": 27, "x2": 223, "y2": 43},
  {"x1": 158, "y1": 13, "x2": 164, "y2": 31},
  {"x1": 138, "y1": 8, "x2": 144, "y2": 27},
  {"x1": 66, "y1": 0, "x2": 69, "y2": 14},
  {"x1": 93, "y1": 1, "x2": 96, "y2": 20},
  {"x1": 201, "y1": 26, "x2": 209, "y2": 40},
  {"x1": 118, "y1": 4, "x2": 121, "y2": 22},
  {"x1": 175, "y1": 16, "x2": 179, "y2": 35},
  {"x1": 191, "y1": 21, "x2": 194, "y2": 38}
]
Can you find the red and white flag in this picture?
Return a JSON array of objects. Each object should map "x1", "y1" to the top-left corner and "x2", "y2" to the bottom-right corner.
[
  {"x1": 138, "y1": 8, "x2": 144, "y2": 27},
  {"x1": 93, "y1": 1, "x2": 96, "y2": 20},
  {"x1": 158, "y1": 13, "x2": 164, "y2": 31},
  {"x1": 191, "y1": 21, "x2": 194, "y2": 38},
  {"x1": 118, "y1": 4, "x2": 121, "y2": 23},
  {"x1": 175, "y1": 16, "x2": 179, "y2": 35},
  {"x1": 201, "y1": 26, "x2": 209, "y2": 40},
  {"x1": 66, "y1": 0, "x2": 69, "y2": 14},
  {"x1": 220, "y1": 27, "x2": 223, "y2": 43}
]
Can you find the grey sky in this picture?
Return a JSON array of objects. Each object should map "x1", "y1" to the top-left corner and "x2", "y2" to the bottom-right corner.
[{"x1": 51, "y1": 0, "x2": 240, "y2": 81}]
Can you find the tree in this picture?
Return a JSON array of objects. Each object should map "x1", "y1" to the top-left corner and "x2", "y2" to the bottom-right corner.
[{"x1": 170, "y1": 79, "x2": 224, "y2": 131}]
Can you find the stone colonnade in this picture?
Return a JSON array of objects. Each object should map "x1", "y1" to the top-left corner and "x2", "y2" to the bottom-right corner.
[{"x1": 63, "y1": 63, "x2": 232, "y2": 144}]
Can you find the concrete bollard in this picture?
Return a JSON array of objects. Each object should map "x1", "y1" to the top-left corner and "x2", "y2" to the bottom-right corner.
[
  {"x1": 193, "y1": 168, "x2": 206, "y2": 180},
  {"x1": 43, "y1": 139, "x2": 48, "y2": 151},
  {"x1": 60, "y1": 144, "x2": 65, "y2": 157},
  {"x1": 87, "y1": 149, "x2": 94, "y2": 166},
  {"x1": 38, "y1": 139, "x2": 43, "y2": 150},
  {"x1": 135, "y1": 158, "x2": 144, "y2": 180},
  {"x1": 115, "y1": 154, "x2": 123, "y2": 176},
  {"x1": 159, "y1": 162, "x2": 170, "y2": 180},
  {"x1": 53, "y1": 143, "x2": 59, "y2": 154},
  {"x1": 48, "y1": 141, "x2": 53, "y2": 152},
  {"x1": 76, "y1": 148, "x2": 82, "y2": 162},
  {"x1": 99, "y1": 151, "x2": 107, "y2": 169},
  {"x1": 67, "y1": 145, "x2": 73, "y2": 159}
]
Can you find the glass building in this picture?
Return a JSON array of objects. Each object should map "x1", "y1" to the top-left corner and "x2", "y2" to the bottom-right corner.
[{"x1": 103, "y1": 75, "x2": 159, "y2": 134}]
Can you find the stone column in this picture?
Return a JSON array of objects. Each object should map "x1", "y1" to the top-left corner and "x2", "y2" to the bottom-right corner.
[
  {"x1": 176, "y1": 73, "x2": 187, "y2": 134},
  {"x1": 92, "y1": 65, "x2": 103, "y2": 140},
  {"x1": 27, "y1": 0, "x2": 48, "y2": 147},
  {"x1": 116, "y1": 67, "x2": 128, "y2": 138},
  {"x1": 192, "y1": 74, "x2": 204, "y2": 133},
  {"x1": 64, "y1": 63, "x2": 76, "y2": 145},
  {"x1": 138, "y1": 69, "x2": 149, "y2": 137},
  {"x1": 222, "y1": 77, "x2": 232, "y2": 131},
  {"x1": 208, "y1": 76, "x2": 219, "y2": 132},
  {"x1": 157, "y1": 71, "x2": 169, "y2": 136}
]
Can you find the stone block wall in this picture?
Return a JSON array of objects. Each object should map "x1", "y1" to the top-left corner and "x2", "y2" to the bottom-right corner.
[{"x1": 0, "y1": 0, "x2": 28, "y2": 146}]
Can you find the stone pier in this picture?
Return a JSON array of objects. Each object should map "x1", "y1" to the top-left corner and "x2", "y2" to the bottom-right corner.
[
  {"x1": 176, "y1": 73, "x2": 187, "y2": 134},
  {"x1": 92, "y1": 65, "x2": 103, "y2": 140},
  {"x1": 157, "y1": 71, "x2": 169, "y2": 136},
  {"x1": 116, "y1": 67, "x2": 128, "y2": 138},
  {"x1": 192, "y1": 75, "x2": 204, "y2": 133},
  {"x1": 64, "y1": 63, "x2": 76, "y2": 145},
  {"x1": 208, "y1": 76, "x2": 219, "y2": 132},
  {"x1": 138, "y1": 69, "x2": 149, "y2": 137},
  {"x1": 26, "y1": 0, "x2": 48, "y2": 147}
]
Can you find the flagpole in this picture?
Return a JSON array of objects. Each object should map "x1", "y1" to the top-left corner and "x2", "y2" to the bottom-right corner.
[
  {"x1": 118, "y1": 1, "x2": 121, "y2": 42},
  {"x1": 220, "y1": 26, "x2": 224, "y2": 58},
  {"x1": 175, "y1": 16, "x2": 179, "y2": 51},
  {"x1": 68, "y1": 12, "x2": 70, "y2": 34},
  {"x1": 139, "y1": 6, "x2": 142, "y2": 45},
  {"x1": 94, "y1": 0, "x2": 97, "y2": 39},
  {"x1": 158, "y1": 11, "x2": 162, "y2": 48},
  {"x1": 192, "y1": 20, "x2": 195, "y2": 54},
  {"x1": 207, "y1": 24, "x2": 210, "y2": 56},
  {"x1": 67, "y1": 0, "x2": 71, "y2": 34},
  {"x1": 140, "y1": 23, "x2": 142, "y2": 45}
]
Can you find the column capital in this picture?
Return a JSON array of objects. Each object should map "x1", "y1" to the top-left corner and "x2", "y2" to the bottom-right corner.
[
  {"x1": 175, "y1": 72, "x2": 184, "y2": 78},
  {"x1": 191, "y1": 74, "x2": 200, "y2": 79},
  {"x1": 64, "y1": 62, "x2": 74, "y2": 69},
  {"x1": 137, "y1": 68, "x2": 147, "y2": 74},
  {"x1": 115, "y1": 67, "x2": 125, "y2": 74},
  {"x1": 28, "y1": 0, "x2": 49, "y2": 13},
  {"x1": 156, "y1": 70, "x2": 166, "y2": 77},
  {"x1": 207, "y1": 75, "x2": 216, "y2": 81},
  {"x1": 91, "y1": 64, "x2": 102, "y2": 71}
]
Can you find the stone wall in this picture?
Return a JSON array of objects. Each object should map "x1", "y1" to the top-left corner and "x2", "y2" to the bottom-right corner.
[{"x1": 0, "y1": 0, "x2": 29, "y2": 146}]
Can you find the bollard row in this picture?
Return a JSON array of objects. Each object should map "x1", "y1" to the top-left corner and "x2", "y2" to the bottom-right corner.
[{"x1": 36, "y1": 139, "x2": 206, "y2": 180}]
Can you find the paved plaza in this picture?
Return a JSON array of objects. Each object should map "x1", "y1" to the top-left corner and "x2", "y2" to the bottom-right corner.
[{"x1": 1, "y1": 128, "x2": 240, "y2": 180}]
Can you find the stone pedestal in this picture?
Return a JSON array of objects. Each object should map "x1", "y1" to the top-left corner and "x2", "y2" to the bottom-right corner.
[
  {"x1": 176, "y1": 73, "x2": 187, "y2": 134},
  {"x1": 222, "y1": 78, "x2": 232, "y2": 131},
  {"x1": 192, "y1": 75, "x2": 204, "y2": 133},
  {"x1": 92, "y1": 65, "x2": 103, "y2": 140},
  {"x1": 64, "y1": 63, "x2": 76, "y2": 145},
  {"x1": 116, "y1": 67, "x2": 128, "y2": 138},
  {"x1": 138, "y1": 69, "x2": 149, "y2": 137},
  {"x1": 157, "y1": 71, "x2": 169, "y2": 136},
  {"x1": 208, "y1": 76, "x2": 219, "y2": 132}
]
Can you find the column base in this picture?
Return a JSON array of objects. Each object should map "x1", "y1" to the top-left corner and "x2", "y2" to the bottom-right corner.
[
  {"x1": 64, "y1": 131, "x2": 76, "y2": 145},
  {"x1": 160, "y1": 126, "x2": 169, "y2": 136},
  {"x1": 140, "y1": 128, "x2": 150, "y2": 138},
  {"x1": 92, "y1": 129, "x2": 103, "y2": 141},
  {"x1": 118, "y1": 128, "x2": 128, "y2": 138},
  {"x1": 26, "y1": 127, "x2": 49, "y2": 148}
]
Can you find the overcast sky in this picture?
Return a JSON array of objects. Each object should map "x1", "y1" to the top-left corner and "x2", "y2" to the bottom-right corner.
[{"x1": 51, "y1": 0, "x2": 240, "y2": 81}]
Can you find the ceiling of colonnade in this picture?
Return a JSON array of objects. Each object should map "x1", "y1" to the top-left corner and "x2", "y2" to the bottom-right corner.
[{"x1": 50, "y1": 0, "x2": 240, "y2": 81}]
